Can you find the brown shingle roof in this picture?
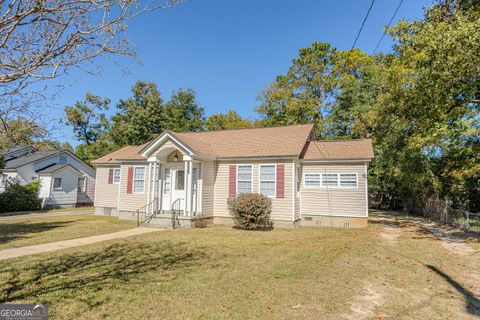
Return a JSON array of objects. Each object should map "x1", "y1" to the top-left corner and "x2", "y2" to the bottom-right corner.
[
  {"x1": 91, "y1": 144, "x2": 148, "y2": 164},
  {"x1": 303, "y1": 139, "x2": 374, "y2": 160},
  {"x1": 174, "y1": 124, "x2": 314, "y2": 158},
  {"x1": 92, "y1": 127, "x2": 373, "y2": 164}
]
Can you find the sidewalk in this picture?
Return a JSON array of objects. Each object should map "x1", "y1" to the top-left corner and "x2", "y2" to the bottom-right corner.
[{"x1": 0, "y1": 227, "x2": 161, "y2": 261}]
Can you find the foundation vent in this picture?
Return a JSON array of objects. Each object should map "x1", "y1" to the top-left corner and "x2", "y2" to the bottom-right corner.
[
  {"x1": 344, "y1": 222, "x2": 350, "y2": 228},
  {"x1": 304, "y1": 217, "x2": 312, "y2": 221}
]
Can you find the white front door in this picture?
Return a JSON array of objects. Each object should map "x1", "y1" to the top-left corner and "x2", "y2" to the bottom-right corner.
[{"x1": 171, "y1": 168, "x2": 185, "y2": 210}]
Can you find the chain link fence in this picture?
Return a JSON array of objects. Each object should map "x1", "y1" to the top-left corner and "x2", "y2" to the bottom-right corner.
[{"x1": 422, "y1": 198, "x2": 480, "y2": 234}]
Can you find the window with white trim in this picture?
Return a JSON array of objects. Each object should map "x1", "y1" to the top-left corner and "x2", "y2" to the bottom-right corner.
[
  {"x1": 113, "y1": 168, "x2": 121, "y2": 184},
  {"x1": 237, "y1": 165, "x2": 252, "y2": 194},
  {"x1": 322, "y1": 173, "x2": 338, "y2": 187},
  {"x1": 259, "y1": 164, "x2": 276, "y2": 197},
  {"x1": 340, "y1": 173, "x2": 357, "y2": 188},
  {"x1": 304, "y1": 174, "x2": 321, "y2": 188},
  {"x1": 133, "y1": 167, "x2": 145, "y2": 193},
  {"x1": 53, "y1": 178, "x2": 62, "y2": 190}
]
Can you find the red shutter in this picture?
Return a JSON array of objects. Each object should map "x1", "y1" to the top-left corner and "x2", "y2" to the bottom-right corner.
[
  {"x1": 108, "y1": 168, "x2": 113, "y2": 184},
  {"x1": 127, "y1": 167, "x2": 134, "y2": 194},
  {"x1": 276, "y1": 164, "x2": 284, "y2": 198},
  {"x1": 229, "y1": 165, "x2": 236, "y2": 198}
]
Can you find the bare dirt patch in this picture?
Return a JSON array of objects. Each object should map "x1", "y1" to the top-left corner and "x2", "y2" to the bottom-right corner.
[
  {"x1": 344, "y1": 282, "x2": 385, "y2": 320},
  {"x1": 420, "y1": 222, "x2": 476, "y2": 254},
  {"x1": 380, "y1": 225, "x2": 402, "y2": 242}
]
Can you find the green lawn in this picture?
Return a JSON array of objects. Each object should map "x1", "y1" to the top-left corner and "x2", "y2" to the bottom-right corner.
[
  {"x1": 0, "y1": 206, "x2": 93, "y2": 217},
  {"x1": 0, "y1": 215, "x2": 135, "y2": 250},
  {"x1": 0, "y1": 215, "x2": 478, "y2": 319}
]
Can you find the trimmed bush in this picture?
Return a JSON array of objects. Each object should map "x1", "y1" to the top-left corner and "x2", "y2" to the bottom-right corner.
[
  {"x1": 228, "y1": 193, "x2": 273, "y2": 230},
  {"x1": 0, "y1": 180, "x2": 42, "y2": 213}
]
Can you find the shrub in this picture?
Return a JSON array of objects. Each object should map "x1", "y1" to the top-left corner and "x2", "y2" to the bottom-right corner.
[
  {"x1": 0, "y1": 180, "x2": 42, "y2": 213},
  {"x1": 228, "y1": 193, "x2": 273, "y2": 230},
  {"x1": 192, "y1": 216, "x2": 208, "y2": 228}
]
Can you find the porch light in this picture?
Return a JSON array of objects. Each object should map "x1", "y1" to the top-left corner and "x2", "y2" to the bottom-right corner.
[{"x1": 174, "y1": 153, "x2": 179, "y2": 162}]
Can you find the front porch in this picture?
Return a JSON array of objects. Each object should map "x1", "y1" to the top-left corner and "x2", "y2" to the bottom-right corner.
[{"x1": 137, "y1": 146, "x2": 204, "y2": 228}]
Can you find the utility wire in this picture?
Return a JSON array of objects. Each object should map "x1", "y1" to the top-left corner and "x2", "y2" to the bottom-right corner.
[
  {"x1": 342, "y1": 0, "x2": 376, "y2": 71},
  {"x1": 320, "y1": 0, "x2": 376, "y2": 119},
  {"x1": 372, "y1": 0, "x2": 404, "y2": 54}
]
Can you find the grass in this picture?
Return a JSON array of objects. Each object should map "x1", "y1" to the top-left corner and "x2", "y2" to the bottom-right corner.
[
  {"x1": 0, "y1": 215, "x2": 479, "y2": 319},
  {"x1": 0, "y1": 215, "x2": 135, "y2": 250},
  {"x1": 0, "y1": 206, "x2": 93, "y2": 217}
]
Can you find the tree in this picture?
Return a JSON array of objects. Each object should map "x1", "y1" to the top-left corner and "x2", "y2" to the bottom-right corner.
[
  {"x1": 109, "y1": 81, "x2": 165, "y2": 146},
  {"x1": 65, "y1": 93, "x2": 110, "y2": 145},
  {"x1": 205, "y1": 110, "x2": 253, "y2": 131},
  {"x1": 0, "y1": 0, "x2": 181, "y2": 97},
  {"x1": 256, "y1": 42, "x2": 338, "y2": 137},
  {"x1": 0, "y1": 117, "x2": 47, "y2": 151},
  {"x1": 163, "y1": 89, "x2": 205, "y2": 132}
]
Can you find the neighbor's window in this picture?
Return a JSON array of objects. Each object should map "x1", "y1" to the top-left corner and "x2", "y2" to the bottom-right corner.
[
  {"x1": 113, "y1": 168, "x2": 121, "y2": 184},
  {"x1": 259, "y1": 164, "x2": 276, "y2": 197},
  {"x1": 237, "y1": 165, "x2": 252, "y2": 194},
  {"x1": 53, "y1": 178, "x2": 62, "y2": 190},
  {"x1": 133, "y1": 167, "x2": 145, "y2": 193},
  {"x1": 304, "y1": 173, "x2": 320, "y2": 188},
  {"x1": 78, "y1": 177, "x2": 86, "y2": 193},
  {"x1": 321, "y1": 173, "x2": 338, "y2": 187},
  {"x1": 175, "y1": 170, "x2": 185, "y2": 190},
  {"x1": 339, "y1": 173, "x2": 357, "y2": 188}
]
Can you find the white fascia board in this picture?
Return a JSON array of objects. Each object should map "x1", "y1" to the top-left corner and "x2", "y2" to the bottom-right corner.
[{"x1": 140, "y1": 132, "x2": 194, "y2": 157}]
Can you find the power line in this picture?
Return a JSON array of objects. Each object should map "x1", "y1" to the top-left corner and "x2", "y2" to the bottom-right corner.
[
  {"x1": 342, "y1": 0, "x2": 376, "y2": 71},
  {"x1": 321, "y1": 0, "x2": 376, "y2": 117},
  {"x1": 372, "y1": 0, "x2": 405, "y2": 54}
]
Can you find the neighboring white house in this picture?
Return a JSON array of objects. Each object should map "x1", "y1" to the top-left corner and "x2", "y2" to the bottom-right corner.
[{"x1": 1, "y1": 146, "x2": 96, "y2": 208}]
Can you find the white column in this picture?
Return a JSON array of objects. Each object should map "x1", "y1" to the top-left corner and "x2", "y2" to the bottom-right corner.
[
  {"x1": 188, "y1": 160, "x2": 193, "y2": 216},
  {"x1": 157, "y1": 162, "x2": 162, "y2": 211},
  {"x1": 184, "y1": 160, "x2": 188, "y2": 216},
  {"x1": 147, "y1": 162, "x2": 152, "y2": 213}
]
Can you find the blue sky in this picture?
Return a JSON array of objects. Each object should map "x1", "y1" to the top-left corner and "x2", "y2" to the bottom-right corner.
[{"x1": 50, "y1": 0, "x2": 433, "y2": 146}]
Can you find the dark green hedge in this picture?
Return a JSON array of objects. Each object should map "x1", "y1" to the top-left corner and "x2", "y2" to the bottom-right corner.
[{"x1": 0, "y1": 181, "x2": 42, "y2": 213}]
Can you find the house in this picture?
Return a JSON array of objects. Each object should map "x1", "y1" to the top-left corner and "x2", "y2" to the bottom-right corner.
[
  {"x1": 92, "y1": 124, "x2": 374, "y2": 228},
  {"x1": 1, "y1": 146, "x2": 96, "y2": 208}
]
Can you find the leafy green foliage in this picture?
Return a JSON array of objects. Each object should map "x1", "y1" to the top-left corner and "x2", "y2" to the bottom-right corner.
[
  {"x1": 163, "y1": 89, "x2": 205, "y2": 132},
  {"x1": 205, "y1": 110, "x2": 253, "y2": 131},
  {"x1": 109, "y1": 81, "x2": 165, "y2": 146},
  {"x1": 256, "y1": 2, "x2": 480, "y2": 212},
  {"x1": 228, "y1": 193, "x2": 273, "y2": 230},
  {"x1": 0, "y1": 181, "x2": 41, "y2": 213}
]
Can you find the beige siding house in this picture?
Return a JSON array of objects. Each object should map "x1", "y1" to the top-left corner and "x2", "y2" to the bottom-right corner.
[{"x1": 92, "y1": 124, "x2": 374, "y2": 228}]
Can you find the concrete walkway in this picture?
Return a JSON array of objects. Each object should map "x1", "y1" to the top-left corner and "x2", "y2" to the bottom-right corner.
[
  {"x1": 0, "y1": 227, "x2": 160, "y2": 261},
  {"x1": 0, "y1": 208, "x2": 94, "y2": 221}
]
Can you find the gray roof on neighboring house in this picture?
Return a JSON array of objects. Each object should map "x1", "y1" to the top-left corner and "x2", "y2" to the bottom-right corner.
[
  {"x1": 36, "y1": 164, "x2": 83, "y2": 175},
  {"x1": 4, "y1": 150, "x2": 58, "y2": 169}
]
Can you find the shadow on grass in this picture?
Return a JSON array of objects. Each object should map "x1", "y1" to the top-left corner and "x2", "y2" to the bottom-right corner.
[
  {"x1": 0, "y1": 221, "x2": 74, "y2": 245},
  {"x1": 426, "y1": 265, "x2": 480, "y2": 316},
  {"x1": 0, "y1": 241, "x2": 209, "y2": 307}
]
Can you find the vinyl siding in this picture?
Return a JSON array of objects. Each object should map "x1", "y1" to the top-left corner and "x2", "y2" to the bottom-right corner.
[
  {"x1": 201, "y1": 160, "x2": 215, "y2": 217},
  {"x1": 214, "y1": 159, "x2": 294, "y2": 221},
  {"x1": 300, "y1": 163, "x2": 367, "y2": 217},
  {"x1": 118, "y1": 162, "x2": 149, "y2": 212},
  {"x1": 94, "y1": 166, "x2": 119, "y2": 208},
  {"x1": 44, "y1": 169, "x2": 79, "y2": 205}
]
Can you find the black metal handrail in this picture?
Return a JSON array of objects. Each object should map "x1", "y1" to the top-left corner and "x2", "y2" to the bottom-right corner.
[
  {"x1": 136, "y1": 197, "x2": 159, "y2": 227},
  {"x1": 171, "y1": 198, "x2": 183, "y2": 229}
]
